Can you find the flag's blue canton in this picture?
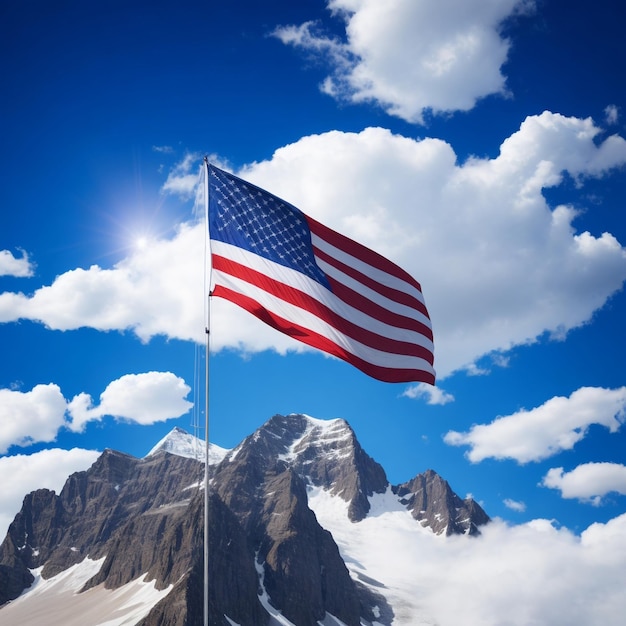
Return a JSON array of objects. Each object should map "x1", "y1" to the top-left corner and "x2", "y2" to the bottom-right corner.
[{"x1": 209, "y1": 167, "x2": 330, "y2": 288}]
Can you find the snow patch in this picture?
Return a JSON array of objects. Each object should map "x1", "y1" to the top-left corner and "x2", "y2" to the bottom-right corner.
[
  {"x1": 0, "y1": 557, "x2": 172, "y2": 626},
  {"x1": 22, "y1": 557, "x2": 106, "y2": 598},
  {"x1": 279, "y1": 415, "x2": 352, "y2": 463},
  {"x1": 255, "y1": 555, "x2": 297, "y2": 626},
  {"x1": 307, "y1": 485, "x2": 439, "y2": 625}
]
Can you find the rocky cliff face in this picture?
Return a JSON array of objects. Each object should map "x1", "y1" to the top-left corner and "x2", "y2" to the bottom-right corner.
[{"x1": 0, "y1": 413, "x2": 490, "y2": 625}]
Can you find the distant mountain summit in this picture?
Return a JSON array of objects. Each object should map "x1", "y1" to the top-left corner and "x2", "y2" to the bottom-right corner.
[
  {"x1": 0, "y1": 413, "x2": 490, "y2": 625},
  {"x1": 146, "y1": 425, "x2": 229, "y2": 464},
  {"x1": 395, "y1": 469, "x2": 490, "y2": 536}
]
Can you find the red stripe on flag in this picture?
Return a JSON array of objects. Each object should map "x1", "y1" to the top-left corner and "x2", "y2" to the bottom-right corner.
[{"x1": 212, "y1": 284, "x2": 436, "y2": 384}]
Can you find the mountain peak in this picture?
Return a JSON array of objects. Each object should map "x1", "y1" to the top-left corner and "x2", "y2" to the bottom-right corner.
[
  {"x1": 146, "y1": 426, "x2": 229, "y2": 464},
  {"x1": 395, "y1": 469, "x2": 490, "y2": 536},
  {"x1": 223, "y1": 413, "x2": 388, "y2": 522}
]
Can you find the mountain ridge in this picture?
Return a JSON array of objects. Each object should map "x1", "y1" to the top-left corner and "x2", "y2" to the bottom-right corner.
[{"x1": 0, "y1": 413, "x2": 490, "y2": 625}]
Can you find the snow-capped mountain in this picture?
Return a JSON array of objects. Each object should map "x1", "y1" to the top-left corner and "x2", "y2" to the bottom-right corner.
[
  {"x1": 146, "y1": 425, "x2": 229, "y2": 465},
  {"x1": 0, "y1": 414, "x2": 490, "y2": 625}
]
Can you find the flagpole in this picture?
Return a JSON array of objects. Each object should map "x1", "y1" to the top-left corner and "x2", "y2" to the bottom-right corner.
[{"x1": 203, "y1": 156, "x2": 210, "y2": 626}]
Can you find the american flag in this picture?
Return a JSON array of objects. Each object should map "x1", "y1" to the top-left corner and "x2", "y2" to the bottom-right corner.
[{"x1": 207, "y1": 164, "x2": 435, "y2": 384}]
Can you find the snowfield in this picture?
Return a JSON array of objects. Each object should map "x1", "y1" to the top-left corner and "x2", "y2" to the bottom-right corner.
[{"x1": 0, "y1": 557, "x2": 172, "y2": 626}]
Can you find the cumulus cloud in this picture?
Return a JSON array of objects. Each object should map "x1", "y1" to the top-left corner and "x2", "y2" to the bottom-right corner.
[
  {"x1": 0, "y1": 249, "x2": 34, "y2": 278},
  {"x1": 67, "y1": 372, "x2": 193, "y2": 432},
  {"x1": 0, "y1": 373, "x2": 193, "y2": 452},
  {"x1": 542, "y1": 462, "x2": 626, "y2": 505},
  {"x1": 0, "y1": 448, "x2": 100, "y2": 540},
  {"x1": 312, "y1": 488, "x2": 626, "y2": 626},
  {"x1": 274, "y1": 0, "x2": 531, "y2": 123},
  {"x1": 0, "y1": 384, "x2": 68, "y2": 454},
  {"x1": 422, "y1": 515, "x2": 626, "y2": 625},
  {"x1": 402, "y1": 382, "x2": 454, "y2": 405},
  {"x1": 444, "y1": 386, "x2": 626, "y2": 463},
  {"x1": 504, "y1": 498, "x2": 527, "y2": 512},
  {"x1": 0, "y1": 222, "x2": 206, "y2": 343},
  {"x1": 1, "y1": 114, "x2": 626, "y2": 379}
]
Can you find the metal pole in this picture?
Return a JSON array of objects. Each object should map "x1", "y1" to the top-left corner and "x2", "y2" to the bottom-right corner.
[
  {"x1": 203, "y1": 157, "x2": 210, "y2": 626},
  {"x1": 203, "y1": 318, "x2": 210, "y2": 626}
]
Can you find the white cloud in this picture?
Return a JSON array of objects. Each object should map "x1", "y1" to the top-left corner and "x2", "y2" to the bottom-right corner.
[
  {"x1": 444, "y1": 386, "x2": 626, "y2": 463},
  {"x1": 0, "y1": 249, "x2": 34, "y2": 278},
  {"x1": 274, "y1": 0, "x2": 530, "y2": 123},
  {"x1": 0, "y1": 222, "x2": 207, "y2": 343},
  {"x1": 67, "y1": 372, "x2": 193, "y2": 432},
  {"x1": 312, "y1": 487, "x2": 626, "y2": 626},
  {"x1": 427, "y1": 515, "x2": 626, "y2": 625},
  {"x1": 542, "y1": 462, "x2": 626, "y2": 505},
  {"x1": 0, "y1": 372, "x2": 190, "y2": 539},
  {"x1": 504, "y1": 497, "x2": 526, "y2": 512},
  {"x1": 605, "y1": 104, "x2": 619, "y2": 125},
  {"x1": 1, "y1": 114, "x2": 626, "y2": 378},
  {"x1": 0, "y1": 384, "x2": 68, "y2": 454},
  {"x1": 0, "y1": 373, "x2": 192, "y2": 451},
  {"x1": 231, "y1": 115, "x2": 626, "y2": 376},
  {"x1": 161, "y1": 152, "x2": 202, "y2": 197},
  {"x1": 0, "y1": 448, "x2": 100, "y2": 541},
  {"x1": 402, "y1": 382, "x2": 454, "y2": 405}
]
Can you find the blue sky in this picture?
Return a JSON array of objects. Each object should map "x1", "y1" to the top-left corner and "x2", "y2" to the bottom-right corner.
[{"x1": 2, "y1": 0, "x2": 626, "y2": 556}]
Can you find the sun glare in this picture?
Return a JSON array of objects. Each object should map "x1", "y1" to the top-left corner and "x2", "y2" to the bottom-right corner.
[{"x1": 135, "y1": 236, "x2": 149, "y2": 251}]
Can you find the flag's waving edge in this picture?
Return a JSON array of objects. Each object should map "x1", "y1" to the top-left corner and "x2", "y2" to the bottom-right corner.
[{"x1": 207, "y1": 164, "x2": 435, "y2": 385}]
